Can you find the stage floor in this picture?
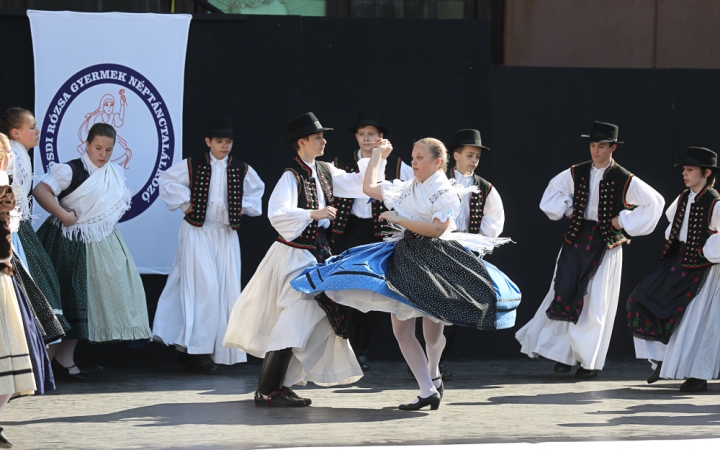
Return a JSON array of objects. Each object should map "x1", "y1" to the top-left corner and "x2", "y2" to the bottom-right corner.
[{"x1": 3, "y1": 358, "x2": 719, "y2": 449}]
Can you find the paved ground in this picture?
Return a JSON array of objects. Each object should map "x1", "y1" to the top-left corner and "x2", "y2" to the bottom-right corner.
[{"x1": 2, "y1": 357, "x2": 719, "y2": 449}]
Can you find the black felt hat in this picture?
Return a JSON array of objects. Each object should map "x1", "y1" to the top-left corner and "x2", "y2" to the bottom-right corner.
[
  {"x1": 206, "y1": 117, "x2": 238, "y2": 139},
  {"x1": 350, "y1": 111, "x2": 388, "y2": 136},
  {"x1": 581, "y1": 121, "x2": 624, "y2": 144},
  {"x1": 450, "y1": 129, "x2": 490, "y2": 152},
  {"x1": 677, "y1": 147, "x2": 720, "y2": 171},
  {"x1": 284, "y1": 112, "x2": 333, "y2": 144}
]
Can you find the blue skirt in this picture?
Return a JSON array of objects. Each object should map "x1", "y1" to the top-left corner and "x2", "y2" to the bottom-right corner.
[{"x1": 291, "y1": 238, "x2": 521, "y2": 329}]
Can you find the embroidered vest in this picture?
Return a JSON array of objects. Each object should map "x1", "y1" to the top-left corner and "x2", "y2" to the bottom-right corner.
[
  {"x1": 331, "y1": 153, "x2": 403, "y2": 237},
  {"x1": 58, "y1": 158, "x2": 91, "y2": 201},
  {"x1": 564, "y1": 160, "x2": 636, "y2": 249},
  {"x1": 662, "y1": 185, "x2": 720, "y2": 269},
  {"x1": 277, "y1": 156, "x2": 334, "y2": 250},
  {"x1": 184, "y1": 153, "x2": 248, "y2": 230},
  {"x1": 449, "y1": 169, "x2": 493, "y2": 235}
]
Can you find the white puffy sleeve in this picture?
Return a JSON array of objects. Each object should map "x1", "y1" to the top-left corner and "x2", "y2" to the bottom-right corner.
[
  {"x1": 242, "y1": 165, "x2": 265, "y2": 217},
  {"x1": 540, "y1": 168, "x2": 574, "y2": 221},
  {"x1": 159, "y1": 159, "x2": 191, "y2": 212},
  {"x1": 431, "y1": 189, "x2": 462, "y2": 224},
  {"x1": 39, "y1": 163, "x2": 74, "y2": 197},
  {"x1": 268, "y1": 171, "x2": 313, "y2": 241},
  {"x1": 702, "y1": 199, "x2": 720, "y2": 263},
  {"x1": 380, "y1": 179, "x2": 413, "y2": 211},
  {"x1": 663, "y1": 196, "x2": 680, "y2": 240},
  {"x1": 480, "y1": 186, "x2": 505, "y2": 238},
  {"x1": 328, "y1": 158, "x2": 386, "y2": 198},
  {"x1": 617, "y1": 176, "x2": 665, "y2": 237}
]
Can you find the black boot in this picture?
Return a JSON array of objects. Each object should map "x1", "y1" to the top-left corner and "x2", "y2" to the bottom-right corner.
[
  {"x1": 647, "y1": 361, "x2": 663, "y2": 384},
  {"x1": 680, "y1": 377, "x2": 708, "y2": 392},
  {"x1": 554, "y1": 362, "x2": 572, "y2": 373},
  {"x1": 352, "y1": 322, "x2": 374, "y2": 371},
  {"x1": 255, "y1": 349, "x2": 310, "y2": 407}
]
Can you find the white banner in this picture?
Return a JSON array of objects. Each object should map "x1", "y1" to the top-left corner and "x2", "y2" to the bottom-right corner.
[{"x1": 29, "y1": 11, "x2": 191, "y2": 274}]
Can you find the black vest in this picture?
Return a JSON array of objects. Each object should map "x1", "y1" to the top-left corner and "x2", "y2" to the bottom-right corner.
[
  {"x1": 277, "y1": 156, "x2": 334, "y2": 250},
  {"x1": 662, "y1": 185, "x2": 720, "y2": 269},
  {"x1": 184, "y1": 153, "x2": 248, "y2": 230},
  {"x1": 564, "y1": 160, "x2": 636, "y2": 249},
  {"x1": 449, "y1": 169, "x2": 493, "y2": 234},
  {"x1": 331, "y1": 152, "x2": 403, "y2": 237},
  {"x1": 58, "y1": 158, "x2": 91, "y2": 201}
]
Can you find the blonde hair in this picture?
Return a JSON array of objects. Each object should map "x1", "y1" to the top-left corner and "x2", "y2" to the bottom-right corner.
[
  {"x1": 415, "y1": 137, "x2": 448, "y2": 173},
  {"x1": 0, "y1": 132, "x2": 9, "y2": 162}
]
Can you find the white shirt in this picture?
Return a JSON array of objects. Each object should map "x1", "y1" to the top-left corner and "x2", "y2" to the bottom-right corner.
[
  {"x1": 453, "y1": 169, "x2": 505, "y2": 238},
  {"x1": 540, "y1": 160, "x2": 665, "y2": 237},
  {"x1": 330, "y1": 149, "x2": 413, "y2": 219},
  {"x1": 158, "y1": 153, "x2": 265, "y2": 226},
  {"x1": 269, "y1": 157, "x2": 382, "y2": 242}
]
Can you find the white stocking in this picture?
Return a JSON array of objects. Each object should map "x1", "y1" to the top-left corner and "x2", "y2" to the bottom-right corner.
[
  {"x1": 391, "y1": 314, "x2": 437, "y2": 400},
  {"x1": 423, "y1": 318, "x2": 446, "y2": 388}
]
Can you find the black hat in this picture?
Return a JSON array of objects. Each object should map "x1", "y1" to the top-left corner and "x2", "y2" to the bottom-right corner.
[
  {"x1": 450, "y1": 129, "x2": 490, "y2": 152},
  {"x1": 206, "y1": 117, "x2": 238, "y2": 139},
  {"x1": 581, "y1": 121, "x2": 624, "y2": 144},
  {"x1": 285, "y1": 112, "x2": 333, "y2": 144},
  {"x1": 677, "y1": 147, "x2": 720, "y2": 171},
  {"x1": 350, "y1": 111, "x2": 388, "y2": 136}
]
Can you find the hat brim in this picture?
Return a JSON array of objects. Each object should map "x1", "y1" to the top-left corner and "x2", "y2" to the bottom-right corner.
[
  {"x1": 284, "y1": 127, "x2": 334, "y2": 144},
  {"x1": 674, "y1": 159, "x2": 720, "y2": 171},
  {"x1": 581, "y1": 135, "x2": 624, "y2": 144},
  {"x1": 350, "y1": 126, "x2": 389, "y2": 136},
  {"x1": 452, "y1": 143, "x2": 491, "y2": 152},
  {"x1": 206, "y1": 132, "x2": 241, "y2": 139}
]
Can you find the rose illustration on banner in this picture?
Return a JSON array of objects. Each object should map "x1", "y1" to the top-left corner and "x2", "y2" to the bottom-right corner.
[
  {"x1": 40, "y1": 63, "x2": 175, "y2": 222},
  {"x1": 77, "y1": 90, "x2": 132, "y2": 168}
]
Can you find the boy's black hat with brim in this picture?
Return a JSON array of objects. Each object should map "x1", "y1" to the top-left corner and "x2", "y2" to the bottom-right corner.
[
  {"x1": 450, "y1": 129, "x2": 490, "y2": 152},
  {"x1": 285, "y1": 112, "x2": 333, "y2": 144},
  {"x1": 581, "y1": 121, "x2": 624, "y2": 144},
  {"x1": 350, "y1": 111, "x2": 388, "y2": 136},
  {"x1": 206, "y1": 117, "x2": 238, "y2": 139},
  {"x1": 676, "y1": 147, "x2": 720, "y2": 171}
]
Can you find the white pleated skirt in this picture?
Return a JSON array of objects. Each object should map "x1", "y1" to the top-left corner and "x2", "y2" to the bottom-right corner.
[
  {"x1": 223, "y1": 242, "x2": 363, "y2": 387},
  {"x1": 515, "y1": 245, "x2": 623, "y2": 370},
  {"x1": 153, "y1": 221, "x2": 246, "y2": 365}
]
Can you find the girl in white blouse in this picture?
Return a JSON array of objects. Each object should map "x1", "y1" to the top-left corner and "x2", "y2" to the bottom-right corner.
[
  {"x1": 293, "y1": 138, "x2": 510, "y2": 411},
  {"x1": 33, "y1": 123, "x2": 151, "y2": 381}
]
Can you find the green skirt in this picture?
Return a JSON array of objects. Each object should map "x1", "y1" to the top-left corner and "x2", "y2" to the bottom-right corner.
[
  {"x1": 18, "y1": 219, "x2": 70, "y2": 332},
  {"x1": 36, "y1": 218, "x2": 151, "y2": 342}
]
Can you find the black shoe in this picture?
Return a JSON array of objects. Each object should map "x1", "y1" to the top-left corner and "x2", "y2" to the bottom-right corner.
[
  {"x1": 357, "y1": 353, "x2": 370, "y2": 371},
  {"x1": 680, "y1": 378, "x2": 708, "y2": 393},
  {"x1": 647, "y1": 362, "x2": 663, "y2": 384},
  {"x1": 398, "y1": 393, "x2": 441, "y2": 411},
  {"x1": 51, "y1": 359, "x2": 90, "y2": 381},
  {"x1": 282, "y1": 387, "x2": 312, "y2": 406},
  {"x1": 432, "y1": 376, "x2": 444, "y2": 399},
  {"x1": 554, "y1": 362, "x2": 572, "y2": 373},
  {"x1": 0, "y1": 427, "x2": 12, "y2": 448},
  {"x1": 575, "y1": 367, "x2": 598, "y2": 379},
  {"x1": 195, "y1": 355, "x2": 219, "y2": 374},
  {"x1": 439, "y1": 362, "x2": 453, "y2": 381},
  {"x1": 254, "y1": 388, "x2": 309, "y2": 407}
]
